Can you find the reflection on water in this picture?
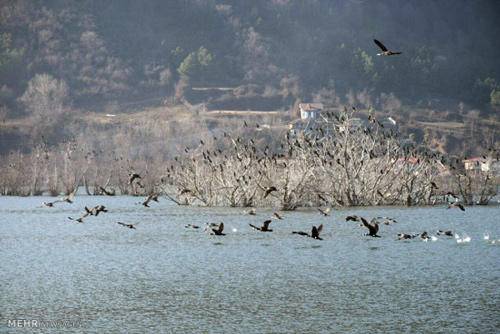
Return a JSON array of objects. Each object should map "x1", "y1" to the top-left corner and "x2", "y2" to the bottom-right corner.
[{"x1": 1, "y1": 195, "x2": 500, "y2": 333}]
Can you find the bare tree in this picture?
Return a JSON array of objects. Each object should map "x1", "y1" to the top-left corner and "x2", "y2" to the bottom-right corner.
[{"x1": 20, "y1": 73, "x2": 69, "y2": 120}]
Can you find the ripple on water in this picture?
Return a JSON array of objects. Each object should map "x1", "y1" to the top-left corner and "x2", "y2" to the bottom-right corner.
[{"x1": 1, "y1": 197, "x2": 500, "y2": 333}]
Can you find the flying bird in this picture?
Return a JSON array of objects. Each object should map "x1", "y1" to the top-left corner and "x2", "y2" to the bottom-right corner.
[
  {"x1": 91, "y1": 205, "x2": 108, "y2": 216},
  {"x1": 374, "y1": 39, "x2": 402, "y2": 56},
  {"x1": 136, "y1": 195, "x2": 155, "y2": 207},
  {"x1": 436, "y1": 230, "x2": 453, "y2": 236},
  {"x1": 128, "y1": 172, "x2": 141, "y2": 184},
  {"x1": 249, "y1": 220, "x2": 273, "y2": 232},
  {"x1": 376, "y1": 216, "x2": 398, "y2": 225},
  {"x1": 118, "y1": 222, "x2": 138, "y2": 229},
  {"x1": 263, "y1": 186, "x2": 277, "y2": 198},
  {"x1": 68, "y1": 213, "x2": 89, "y2": 223},
  {"x1": 271, "y1": 212, "x2": 284, "y2": 220},
  {"x1": 361, "y1": 217, "x2": 381, "y2": 237},
  {"x1": 99, "y1": 187, "x2": 115, "y2": 196},
  {"x1": 204, "y1": 222, "x2": 219, "y2": 232},
  {"x1": 447, "y1": 201, "x2": 465, "y2": 211},
  {"x1": 42, "y1": 201, "x2": 59, "y2": 207},
  {"x1": 292, "y1": 224, "x2": 323, "y2": 240},
  {"x1": 396, "y1": 233, "x2": 414, "y2": 240},
  {"x1": 317, "y1": 207, "x2": 331, "y2": 217},
  {"x1": 210, "y1": 222, "x2": 226, "y2": 236},
  {"x1": 244, "y1": 208, "x2": 257, "y2": 215},
  {"x1": 60, "y1": 188, "x2": 78, "y2": 203},
  {"x1": 317, "y1": 193, "x2": 328, "y2": 203},
  {"x1": 346, "y1": 215, "x2": 360, "y2": 222}
]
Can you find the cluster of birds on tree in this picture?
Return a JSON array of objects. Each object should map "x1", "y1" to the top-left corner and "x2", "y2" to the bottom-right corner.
[{"x1": 159, "y1": 108, "x2": 499, "y2": 210}]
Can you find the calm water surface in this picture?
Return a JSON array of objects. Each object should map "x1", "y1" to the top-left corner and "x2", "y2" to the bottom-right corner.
[{"x1": 1, "y1": 194, "x2": 499, "y2": 333}]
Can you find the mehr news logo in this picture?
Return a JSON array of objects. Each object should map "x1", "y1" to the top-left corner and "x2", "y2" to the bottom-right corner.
[{"x1": 7, "y1": 319, "x2": 85, "y2": 328}]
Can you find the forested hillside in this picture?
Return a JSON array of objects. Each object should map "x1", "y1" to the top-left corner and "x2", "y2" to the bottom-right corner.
[{"x1": 0, "y1": 0, "x2": 499, "y2": 157}]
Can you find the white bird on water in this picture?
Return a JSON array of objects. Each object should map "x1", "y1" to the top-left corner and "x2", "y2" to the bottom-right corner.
[
  {"x1": 456, "y1": 234, "x2": 471, "y2": 243},
  {"x1": 423, "y1": 236, "x2": 438, "y2": 243}
]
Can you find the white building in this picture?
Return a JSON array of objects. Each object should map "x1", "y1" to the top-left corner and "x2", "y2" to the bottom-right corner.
[{"x1": 299, "y1": 103, "x2": 323, "y2": 120}]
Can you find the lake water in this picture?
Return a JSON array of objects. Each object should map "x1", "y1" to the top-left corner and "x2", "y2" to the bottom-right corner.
[{"x1": 1, "y1": 194, "x2": 499, "y2": 333}]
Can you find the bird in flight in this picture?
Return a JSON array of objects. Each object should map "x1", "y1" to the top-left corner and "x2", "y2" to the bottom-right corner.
[
  {"x1": 210, "y1": 222, "x2": 226, "y2": 236},
  {"x1": 136, "y1": 194, "x2": 155, "y2": 207},
  {"x1": 68, "y1": 213, "x2": 89, "y2": 223},
  {"x1": 317, "y1": 207, "x2": 331, "y2": 217},
  {"x1": 244, "y1": 208, "x2": 257, "y2": 215},
  {"x1": 346, "y1": 215, "x2": 360, "y2": 222},
  {"x1": 396, "y1": 233, "x2": 414, "y2": 240},
  {"x1": 445, "y1": 192, "x2": 465, "y2": 211},
  {"x1": 374, "y1": 39, "x2": 402, "y2": 56},
  {"x1": 263, "y1": 186, "x2": 277, "y2": 198},
  {"x1": 249, "y1": 220, "x2": 273, "y2": 232},
  {"x1": 361, "y1": 217, "x2": 381, "y2": 237},
  {"x1": 42, "y1": 201, "x2": 59, "y2": 207},
  {"x1": 292, "y1": 224, "x2": 323, "y2": 240},
  {"x1": 204, "y1": 222, "x2": 219, "y2": 232},
  {"x1": 436, "y1": 230, "x2": 453, "y2": 236},
  {"x1": 271, "y1": 212, "x2": 284, "y2": 220},
  {"x1": 118, "y1": 222, "x2": 139, "y2": 229},
  {"x1": 60, "y1": 188, "x2": 78, "y2": 204},
  {"x1": 128, "y1": 172, "x2": 141, "y2": 185}
]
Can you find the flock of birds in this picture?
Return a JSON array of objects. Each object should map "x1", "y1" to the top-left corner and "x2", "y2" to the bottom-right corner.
[
  {"x1": 40, "y1": 182, "x2": 500, "y2": 245},
  {"x1": 37, "y1": 39, "x2": 500, "y2": 242}
]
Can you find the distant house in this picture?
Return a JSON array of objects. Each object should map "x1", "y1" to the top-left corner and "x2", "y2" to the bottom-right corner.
[
  {"x1": 290, "y1": 103, "x2": 397, "y2": 135},
  {"x1": 463, "y1": 157, "x2": 500, "y2": 172},
  {"x1": 299, "y1": 103, "x2": 323, "y2": 120},
  {"x1": 289, "y1": 103, "x2": 324, "y2": 132}
]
